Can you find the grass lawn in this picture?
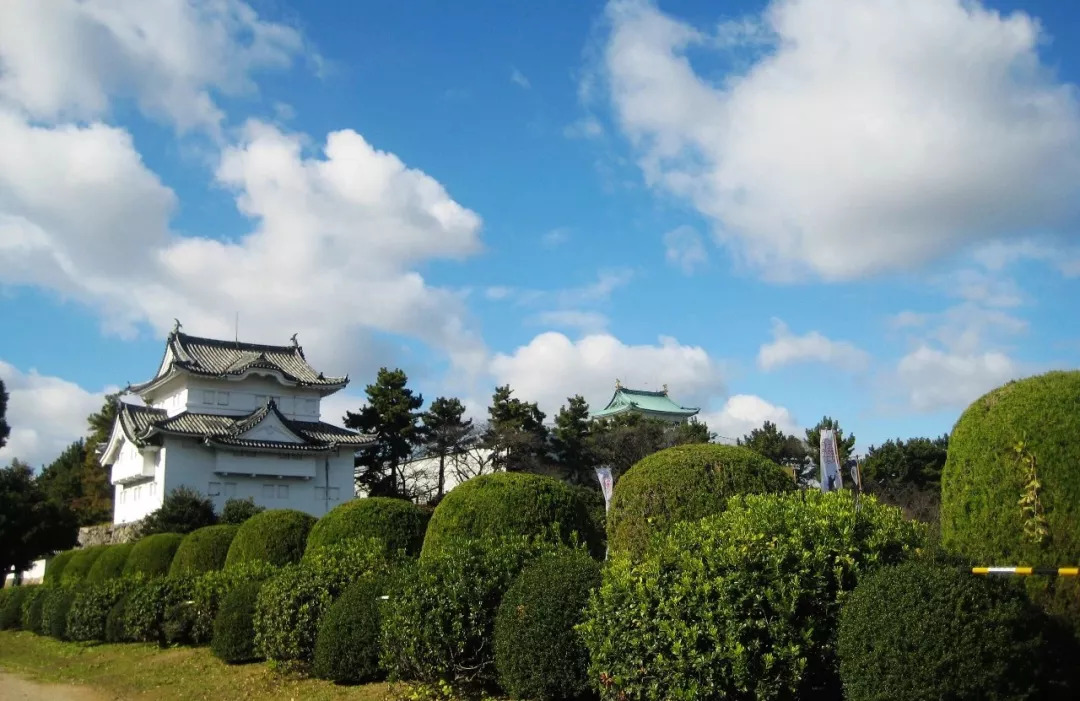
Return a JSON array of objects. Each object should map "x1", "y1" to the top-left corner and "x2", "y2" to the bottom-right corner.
[{"x1": 0, "y1": 631, "x2": 393, "y2": 700}]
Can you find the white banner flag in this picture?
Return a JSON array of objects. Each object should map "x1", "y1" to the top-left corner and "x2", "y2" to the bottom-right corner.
[
  {"x1": 819, "y1": 429, "x2": 844, "y2": 492},
  {"x1": 594, "y1": 466, "x2": 614, "y2": 512}
]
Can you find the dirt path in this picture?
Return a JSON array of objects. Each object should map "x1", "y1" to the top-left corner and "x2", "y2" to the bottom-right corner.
[{"x1": 0, "y1": 672, "x2": 109, "y2": 701}]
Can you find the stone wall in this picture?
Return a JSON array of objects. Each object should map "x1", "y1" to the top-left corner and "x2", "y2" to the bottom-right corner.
[{"x1": 77, "y1": 521, "x2": 141, "y2": 547}]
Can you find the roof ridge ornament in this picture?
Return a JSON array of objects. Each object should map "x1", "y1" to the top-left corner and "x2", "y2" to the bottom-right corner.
[
  {"x1": 172, "y1": 318, "x2": 182, "y2": 334},
  {"x1": 663, "y1": 383, "x2": 668, "y2": 394},
  {"x1": 290, "y1": 332, "x2": 299, "y2": 348},
  {"x1": 615, "y1": 378, "x2": 622, "y2": 390}
]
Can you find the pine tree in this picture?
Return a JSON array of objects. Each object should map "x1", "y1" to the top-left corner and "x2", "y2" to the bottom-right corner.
[
  {"x1": 74, "y1": 395, "x2": 119, "y2": 525},
  {"x1": 0, "y1": 378, "x2": 9, "y2": 450},
  {"x1": 552, "y1": 395, "x2": 596, "y2": 484},
  {"x1": 482, "y1": 385, "x2": 549, "y2": 473},
  {"x1": 0, "y1": 460, "x2": 79, "y2": 582},
  {"x1": 671, "y1": 419, "x2": 713, "y2": 445},
  {"x1": 344, "y1": 368, "x2": 423, "y2": 499},
  {"x1": 418, "y1": 397, "x2": 475, "y2": 498},
  {"x1": 739, "y1": 420, "x2": 809, "y2": 483},
  {"x1": 37, "y1": 439, "x2": 88, "y2": 508}
]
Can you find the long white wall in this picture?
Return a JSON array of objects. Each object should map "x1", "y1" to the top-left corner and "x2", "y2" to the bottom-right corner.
[{"x1": 150, "y1": 375, "x2": 325, "y2": 421}]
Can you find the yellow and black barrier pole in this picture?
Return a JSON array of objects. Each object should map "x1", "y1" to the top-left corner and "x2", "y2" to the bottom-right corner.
[{"x1": 972, "y1": 566, "x2": 1080, "y2": 576}]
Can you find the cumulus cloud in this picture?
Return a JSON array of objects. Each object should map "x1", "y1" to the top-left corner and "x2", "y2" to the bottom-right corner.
[
  {"x1": 489, "y1": 331, "x2": 725, "y2": 417},
  {"x1": 895, "y1": 346, "x2": 1023, "y2": 411},
  {"x1": 598, "y1": 0, "x2": 1080, "y2": 279},
  {"x1": 0, "y1": 0, "x2": 304, "y2": 134},
  {"x1": 663, "y1": 225, "x2": 708, "y2": 274},
  {"x1": 0, "y1": 361, "x2": 117, "y2": 469},
  {"x1": 757, "y1": 319, "x2": 869, "y2": 372},
  {"x1": 699, "y1": 394, "x2": 800, "y2": 442}
]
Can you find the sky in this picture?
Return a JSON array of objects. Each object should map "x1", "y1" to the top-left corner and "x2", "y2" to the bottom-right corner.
[{"x1": 1, "y1": 0, "x2": 1079, "y2": 470}]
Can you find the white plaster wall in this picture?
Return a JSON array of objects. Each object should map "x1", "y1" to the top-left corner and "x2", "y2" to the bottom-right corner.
[
  {"x1": 181, "y1": 376, "x2": 323, "y2": 420},
  {"x1": 4, "y1": 558, "x2": 46, "y2": 586},
  {"x1": 112, "y1": 446, "x2": 164, "y2": 525}
]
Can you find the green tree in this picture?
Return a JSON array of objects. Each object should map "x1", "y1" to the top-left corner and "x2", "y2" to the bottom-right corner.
[
  {"x1": 0, "y1": 460, "x2": 79, "y2": 584},
  {"x1": 482, "y1": 385, "x2": 549, "y2": 473},
  {"x1": 587, "y1": 413, "x2": 669, "y2": 476},
  {"x1": 739, "y1": 421, "x2": 810, "y2": 484},
  {"x1": 551, "y1": 395, "x2": 596, "y2": 484},
  {"x1": 671, "y1": 419, "x2": 713, "y2": 445},
  {"x1": 135, "y1": 486, "x2": 217, "y2": 537},
  {"x1": 37, "y1": 439, "x2": 88, "y2": 509},
  {"x1": 220, "y1": 497, "x2": 265, "y2": 524},
  {"x1": 861, "y1": 436, "x2": 948, "y2": 489},
  {"x1": 0, "y1": 378, "x2": 9, "y2": 450},
  {"x1": 344, "y1": 368, "x2": 423, "y2": 498},
  {"x1": 805, "y1": 416, "x2": 856, "y2": 475},
  {"x1": 418, "y1": 397, "x2": 475, "y2": 498},
  {"x1": 75, "y1": 395, "x2": 119, "y2": 524}
]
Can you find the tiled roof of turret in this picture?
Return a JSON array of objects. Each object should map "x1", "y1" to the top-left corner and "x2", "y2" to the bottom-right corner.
[
  {"x1": 591, "y1": 385, "x2": 699, "y2": 419},
  {"x1": 128, "y1": 329, "x2": 348, "y2": 394}
]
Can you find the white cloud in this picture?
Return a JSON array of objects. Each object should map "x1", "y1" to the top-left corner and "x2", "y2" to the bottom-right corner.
[
  {"x1": 530, "y1": 310, "x2": 610, "y2": 334},
  {"x1": 663, "y1": 224, "x2": 708, "y2": 274},
  {"x1": 941, "y1": 268, "x2": 1025, "y2": 308},
  {"x1": 489, "y1": 331, "x2": 725, "y2": 417},
  {"x1": 0, "y1": 0, "x2": 304, "y2": 134},
  {"x1": 0, "y1": 361, "x2": 117, "y2": 469},
  {"x1": 699, "y1": 394, "x2": 799, "y2": 442},
  {"x1": 599, "y1": 0, "x2": 1080, "y2": 280},
  {"x1": 541, "y1": 227, "x2": 571, "y2": 247},
  {"x1": 564, "y1": 116, "x2": 604, "y2": 139},
  {"x1": 895, "y1": 345, "x2": 1023, "y2": 411},
  {"x1": 511, "y1": 67, "x2": 531, "y2": 89},
  {"x1": 757, "y1": 319, "x2": 869, "y2": 371}
]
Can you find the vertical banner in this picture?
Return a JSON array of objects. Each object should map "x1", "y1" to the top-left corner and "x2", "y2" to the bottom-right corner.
[
  {"x1": 595, "y1": 466, "x2": 614, "y2": 512},
  {"x1": 819, "y1": 429, "x2": 844, "y2": 492}
]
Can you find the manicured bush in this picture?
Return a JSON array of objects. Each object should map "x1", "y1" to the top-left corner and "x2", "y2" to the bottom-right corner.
[
  {"x1": 212, "y1": 580, "x2": 265, "y2": 664},
  {"x1": 60, "y1": 545, "x2": 109, "y2": 585},
  {"x1": 123, "y1": 576, "x2": 193, "y2": 644},
  {"x1": 188, "y1": 561, "x2": 278, "y2": 645},
  {"x1": 422, "y1": 472, "x2": 603, "y2": 559},
  {"x1": 220, "y1": 497, "x2": 265, "y2": 524},
  {"x1": 941, "y1": 371, "x2": 1080, "y2": 627},
  {"x1": 381, "y1": 534, "x2": 559, "y2": 687},
  {"x1": 21, "y1": 586, "x2": 48, "y2": 633},
  {"x1": 104, "y1": 594, "x2": 130, "y2": 643},
  {"x1": 0, "y1": 585, "x2": 31, "y2": 629},
  {"x1": 306, "y1": 497, "x2": 429, "y2": 557},
  {"x1": 581, "y1": 491, "x2": 925, "y2": 701},
  {"x1": 254, "y1": 537, "x2": 395, "y2": 666},
  {"x1": 225, "y1": 509, "x2": 315, "y2": 569},
  {"x1": 494, "y1": 548, "x2": 602, "y2": 700},
  {"x1": 43, "y1": 550, "x2": 77, "y2": 584},
  {"x1": 123, "y1": 533, "x2": 184, "y2": 577},
  {"x1": 313, "y1": 574, "x2": 387, "y2": 684},
  {"x1": 42, "y1": 587, "x2": 77, "y2": 639},
  {"x1": 838, "y1": 559, "x2": 1074, "y2": 701},
  {"x1": 85, "y1": 543, "x2": 134, "y2": 584},
  {"x1": 67, "y1": 579, "x2": 132, "y2": 642},
  {"x1": 170, "y1": 524, "x2": 239, "y2": 577},
  {"x1": 607, "y1": 443, "x2": 795, "y2": 559}
]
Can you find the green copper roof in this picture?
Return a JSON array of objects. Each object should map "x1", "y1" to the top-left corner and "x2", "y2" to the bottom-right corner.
[{"x1": 591, "y1": 386, "x2": 699, "y2": 419}]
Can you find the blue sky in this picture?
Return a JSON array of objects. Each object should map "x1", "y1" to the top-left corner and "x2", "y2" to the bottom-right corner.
[{"x1": 1, "y1": 0, "x2": 1079, "y2": 469}]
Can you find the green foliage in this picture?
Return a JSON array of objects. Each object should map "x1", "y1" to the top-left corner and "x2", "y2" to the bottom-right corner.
[
  {"x1": 0, "y1": 584, "x2": 31, "y2": 629},
  {"x1": 67, "y1": 579, "x2": 133, "y2": 642},
  {"x1": 21, "y1": 585, "x2": 48, "y2": 633},
  {"x1": 254, "y1": 537, "x2": 396, "y2": 666},
  {"x1": 104, "y1": 594, "x2": 130, "y2": 643},
  {"x1": 85, "y1": 543, "x2": 134, "y2": 584},
  {"x1": 588, "y1": 414, "x2": 671, "y2": 476},
  {"x1": 219, "y1": 497, "x2": 265, "y2": 524},
  {"x1": 36, "y1": 440, "x2": 88, "y2": 518},
  {"x1": 552, "y1": 395, "x2": 598, "y2": 484},
  {"x1": 78, "y1": 396, "x2": 118, "y2": 524},
  {"x1": 170, "y1": 524, "x2": 239, "y2": 577},
  {"x1": 136, "y1": 486, "x2": 217, "y2": 538},
  {"x1": 188, "y1": 561, "x2": 278, "y2": 645},
  {"x1": 381, "y1": 534, "x2": 559, "y2": 688},
  {"x1": 44, "y1": 550, "x2": 76, "y2": 584},
  {"x1": 313, "y1": 574, "x2": 388, "y2": 684},
  {"x1": 862, "y1": 435, "x2": 948, "y2": 489},
  {"x1": 345, "y1": 367, "x2": 424, "y2": 498},
  {"x1": 212, "y1": 580, "x2": 265, "y2": 664},
  {"x1": 481, "y1": 385, "x2": 549, "y2": 473},
  {"x1": 123, "y1": 533, "x2": 184, "y2": 577},
  {"x1": 422, "y1": 471, "x2": 603, "y2": 559},
  {"x1": 941, "y1": 371, "x2": 1080, "y2": 626},
  {"x1": 838, "y1": 559, "x2": 1077, "y2": 701},
  {"x1": 805, "y1": 416, "x2": 857, "y2": 468},
  {"x1": 581, "y1": 491, "x2": 925, "y2": 701},
  {"x1": 306, "y1": 497, "x2": 429, "y2": 557},
  {"x1": 606, "y1": 443, "x2": 795, "y2": 559},
  {"x1": 42, "y1": 586, "x2": 77, "y2": 639},
  {"x1": 225, "y1": 508, "x2": 315, "y2": 568},
  {"x1": 123, "y1": 576, "x2": 193, "y2": 644},
  {"x1": 60, "y1": 545, "x2": 109, "y2": 584},
  {"x1": 418, "y1": 396, "x2": 476, "y2": 499},
  {"x1": 738, "y1": 420, "x2": 809, "y2": 483},
  {"x1": 494, "y1": 548, "x2": 601, "y2": 700},
  {"x1": 0, "y1": 462, "x2": 79, "y2": 579}
]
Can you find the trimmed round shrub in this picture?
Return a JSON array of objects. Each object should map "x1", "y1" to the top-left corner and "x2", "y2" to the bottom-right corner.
[
  {"x1": 941, "y1": 371, "x2": 1080, "y2": 626},
  {"x1": 581, "y1": 491, "x2": 925, "y2": 701},
  {"x1": 67, "y1": 580, "x2": 132, "y2": 642},
  {"x1": 43, "y1": 550, "x2": 77, "y2": 584},
  {"x1": 42, "y1": 587, "x2": 77, "y2": 639},
  {"x1": 220, "y1": 497, "x2": 265, "y2": 524},
  {"x1": 313, "y1": 574, "x2": 387, "y2": 684},
  {"x1": 422, "y1": 472, "x2": 603, "y2": 559},
  {"x1": 607, "y1": 443, "x2": 795, "y2": 559},
  {"x1": 225, "y1": 509, "x2": 315, "y2": 569},
  {"x1": 306, "y1": 497, "x2": 429, "y2": 557},
  {"x1": 0, "y1": 585, "x2": 31, "y2": 629},
  {"x1": 838, "y1": 559, "x2": 1072, "y2": 701},
  {"x1": 170, "y1": 524, "x2": 239, "y2": 577},
  {"x1": 123, "y1": 533, "x2": 184, "y2": 577},
  {"x1": 85, "y1": 543, "x2": 134, "y2": 584},
  {"x1": 21, "y1": 586, "x2": 48, "y2": 633},
  {"x1": 495, "y1": 548, "x2": 602, "y2": 700},
  {"x1": 105, "y1": 594, "x2": 130, "y2": 643},
  {"x1": 188, "y1": 561, "x2": 278, "y2": 645},
  {"x1": 254, "y1": 537, "x2": 395, "y2": 666},
  {"x1": 60, "y1": 545, "x2": 109, "y2": 585},
  {"x1": 123, "y1": 576, "x2": 193, "y2": 644},
  {"x1": 212, "y1": 580, "x2": 265, "y2": 664},
  {"x1": 381, "y1": 534, "x2": 559, "y2": 687}
]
